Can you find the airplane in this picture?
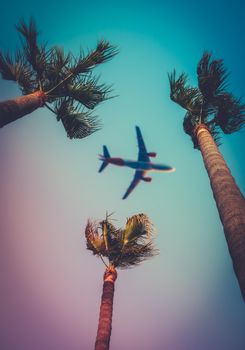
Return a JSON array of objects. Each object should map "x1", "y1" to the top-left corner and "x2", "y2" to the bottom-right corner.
[{"x1": 98, "y1": 126, "x2": 176, "y2": 199}]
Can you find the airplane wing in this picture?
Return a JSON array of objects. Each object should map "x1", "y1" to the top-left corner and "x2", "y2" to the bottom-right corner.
[
  {"x1": 136, "y1": 126, "x2": 149, "y2": 162},
  {"x1": 122, "y1": 170, "x2": 144, "y2": 200}
]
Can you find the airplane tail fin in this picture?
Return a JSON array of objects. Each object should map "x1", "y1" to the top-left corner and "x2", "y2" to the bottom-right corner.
[
  {"x1": 103, "y1": 145, "x2": 110, "y2": 158},
  {"x1": 98, "y1": 145, "x2": 110, "y2": 173}
]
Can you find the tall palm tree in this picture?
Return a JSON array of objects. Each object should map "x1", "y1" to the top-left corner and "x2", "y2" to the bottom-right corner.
[
  {"x1": 0, "y1": 19, "x2": 118, "y2": 138},
  {"x1": 169, "y1": 52, "x2": 245, "y2": 300},
  {"x1": 85, "y1": 213, "x2": 158, "y2": 350}
]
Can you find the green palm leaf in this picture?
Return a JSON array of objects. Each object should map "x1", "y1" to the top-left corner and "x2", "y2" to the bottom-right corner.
[
  {"x1": 214, "y1": 93, "x2": 245, "y2": 133},
  {"x1": 51, "y1": 46, "x2": 71, "y2": 71},
  {"x1": 16, "y1": 18, "x2": 44, "y2": 76},
  {"x1": 55, "y1": 100, "x2": 101, "y2": 139},
  {"x1": 122, "y1": 213, "x2": 154, "y2": 246},
  {"x1": 66, "y1": 79, "x2": 111, "y2": 109},
  {"x1": 102, "y1": 220, "x2": 109, "y2": 251},
  {"x1": 0, "y1": 52, "x2": 17, "y2": 81},
  {"x1": 169, "y1": 70, "x2": 203, "y2": 113},
  {"x1": 72, "y1": 40, "x2": 118, "y2": 75},
  {"x1": 43, "y1": 47, "x2": 71, "y2": 86},
  {"x1": 85, "y1": 220, "x2": 106, "y2": 255},
  {"x1": 0, "y1": 51, "x2": 34, "y2": 90},
  {"x1": 116, "y1": 241, "x2": 157, "y2": 269},
  {"x1": 197, "y1": 52, "x2": 228, "y2": 99}
]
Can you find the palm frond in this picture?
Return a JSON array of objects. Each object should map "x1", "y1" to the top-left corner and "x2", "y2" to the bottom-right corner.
[
  {"x1": 72, "y1": 40, "x2": 118, "y2": 75},
  {"x1": 44, "y1": 47, "x2": 71, "y2": 83},
  {"x1": 215, "y1": 93, "x2": 245, "y2": 133},
  {"x1": 16, "y1": 17, "x2": 38, "y2": 42},
  {"x1": 102, "y1": 220, "x2": 109, "y2": 251},
  {"x1": 0, "y1": 52, "x2": 17, "y2": 81},
  {"x1": 169, "y1": 70, "x2": 203, "y2": 113},
  {"x1": 16, "y1": 18, "x2": 48, "y2": 77},
  {"x1": 85, "y1": 218, "x2": 120, "y2": 258},
  {"x1": 197, "y1": 52, "x2": 228, "y2": 99},
  {"x1": 66, "y1": 78, "x2": 111, "y2": 109},
  {"x1": 52, "y1": 46, "x2": 71, "y2": 71},
  {"x1": 85, "y1": 220, "x2": 106, "y2": 255},
  {"x1": 122, "y1": 213, "x2": 154, "y2": 246},
  {"x1": 115, "y1": 241, "x2": 158, "y2": 269},
  {"x1": 101, "y1": 219, "x2": 121, "y2": 253},
  {"x1": 0, "y1": 51, "x2": 34, "y2": 90},
  {"x1": 55, "y1": 100, "x2": 101, "y2": 139},
  {"x1": 41, "y1": 49, "x2": 71, "y2": 99},
  {"x1": 16, "y1": 18, "x2": 39, "y2": 66}
]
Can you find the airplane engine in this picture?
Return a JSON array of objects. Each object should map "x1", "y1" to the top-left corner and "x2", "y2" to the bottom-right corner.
[
  {"x1": 148, "y1": 152, "x2": 157, "y2": 157},
  {"x1": 142, "y1": 177, "x2": 152, "y2": 182}
]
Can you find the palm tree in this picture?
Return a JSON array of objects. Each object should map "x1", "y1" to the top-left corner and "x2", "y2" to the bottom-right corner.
[
  {"x1": 0, "y1": 18, "x2": 118, "y2": 138},
  {"x1": 85, "y1": 213, "x2": 158, "y2": 350},
  {"x1": 169, "y1": 52, "x2": 245, "y2": 300}
]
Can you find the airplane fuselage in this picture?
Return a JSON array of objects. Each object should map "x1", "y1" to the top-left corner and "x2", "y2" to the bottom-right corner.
[{"x1": 105, "y1": 157, "x2": 175, "y2": 172}]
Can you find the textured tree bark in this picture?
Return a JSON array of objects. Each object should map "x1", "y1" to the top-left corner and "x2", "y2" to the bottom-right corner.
[
  {"x1": 0, "y1": 91, "x2": 47, "y2": 128},
  {"x1": 95, "y1": 266, "x2": 117, "y2": 350},
  {"x1": 195, "y1": 124, "x2": 245, "y2": 301}
]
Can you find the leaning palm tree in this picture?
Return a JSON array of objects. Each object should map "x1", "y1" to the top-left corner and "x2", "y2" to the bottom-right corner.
[
  {"x1": 0, "y1": 18, "x2": 118, "y2": 138},
  {"x1": 169, "y1": 52, "x2": 245, "y2": 300},
  {"x1": 85, "y1": 213, "x2": 158, "y2": 350}
]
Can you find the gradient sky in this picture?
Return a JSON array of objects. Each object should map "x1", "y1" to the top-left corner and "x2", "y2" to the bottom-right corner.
[{"x1": 0, "y1": 1, "x2": 245, "y2": 349}]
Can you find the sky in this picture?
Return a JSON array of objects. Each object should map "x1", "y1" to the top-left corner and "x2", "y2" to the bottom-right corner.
[{"x1": 0, "y1": 1, "x2": 245, "y2": 349}]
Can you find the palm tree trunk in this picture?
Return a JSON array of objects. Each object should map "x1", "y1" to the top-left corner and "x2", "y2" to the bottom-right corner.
[
  {"x1": 95, "y1": 266, "x2": 117, "y2": 350},
  {"x1": 195, "y1": 124, "x2": 245, "y2": 300},
  {"x1": 0, "y1": 91, "x2": 47, "y2": 128}
]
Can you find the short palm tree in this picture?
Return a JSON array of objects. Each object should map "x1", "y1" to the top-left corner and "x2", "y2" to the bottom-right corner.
[
  {"x1": 85, "y1": 213, "x2": 158, "y2": 350},
  {"x1": 169, "y1": 52, "x2": 245, "y2": 300},
  {"x1": 0, "y1": 19, "x2": 118, "y2": 138}
]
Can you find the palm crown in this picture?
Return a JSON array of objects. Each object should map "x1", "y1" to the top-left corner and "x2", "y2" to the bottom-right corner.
[
  {"x1": 0, "y1": 19, "x2": 118, "y2": 138},
  {"x1": 169, "y1": 52, "x2": 245, "y2": 148},
  {"x1": 85, "y1": 213, "x2": 158, "y2": 268}
]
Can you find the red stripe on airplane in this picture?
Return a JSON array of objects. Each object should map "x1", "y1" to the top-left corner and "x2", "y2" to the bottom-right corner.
[{"x1": 109, "y1": 158, "x2": 125, "y2": 166}]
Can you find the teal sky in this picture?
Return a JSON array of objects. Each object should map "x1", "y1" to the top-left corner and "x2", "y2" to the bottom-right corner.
[{"x1": 0, "y1": 1, "x2": 245, "y2": 349}]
